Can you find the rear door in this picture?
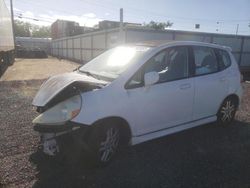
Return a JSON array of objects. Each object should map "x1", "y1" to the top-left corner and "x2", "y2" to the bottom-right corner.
[{"x1": 192, "y1": 46, "x2": 229, "y2": 120}]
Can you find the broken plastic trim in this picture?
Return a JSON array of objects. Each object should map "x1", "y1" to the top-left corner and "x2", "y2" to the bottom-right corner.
[{"x1": 34, "y1": 121, "x2": 87, "y2": 133}]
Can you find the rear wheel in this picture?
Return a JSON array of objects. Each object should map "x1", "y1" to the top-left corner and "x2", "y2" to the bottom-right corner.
[{"x1": 217, "y1": 97, "x2": 237, "y2": 125}]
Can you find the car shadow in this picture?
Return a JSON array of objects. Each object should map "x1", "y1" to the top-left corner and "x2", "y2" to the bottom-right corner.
[{"x1": 30, "y1": 120, "x2": 250, "y2": 188}]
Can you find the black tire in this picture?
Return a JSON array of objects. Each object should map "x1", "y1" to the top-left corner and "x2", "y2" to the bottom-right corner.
[
  {"x1": 217, "y1": 97, "x2": 237, "y2": 125},
  {"x1": 88, "y1": 123, "x2": 120, "y2": 166}
]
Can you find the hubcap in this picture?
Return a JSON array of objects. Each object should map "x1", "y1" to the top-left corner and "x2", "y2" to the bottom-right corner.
[
  {"x1": 221, "y1": 100, "x2": 235, "y2": 122},
  {"x1": 99, "y1": 127, "x2": 119, "y2": 162}
]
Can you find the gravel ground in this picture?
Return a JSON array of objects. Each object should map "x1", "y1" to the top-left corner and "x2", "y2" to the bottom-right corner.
[{"x1": 0, "y1": 60, "x2": 250, "y2": 187}]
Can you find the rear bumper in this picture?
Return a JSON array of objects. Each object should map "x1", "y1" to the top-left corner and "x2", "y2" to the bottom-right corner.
[{"x1": 237, "y1": 85, "x2": 243, "y2": 107}]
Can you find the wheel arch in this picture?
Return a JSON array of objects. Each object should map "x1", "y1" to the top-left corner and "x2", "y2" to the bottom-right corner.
[{"x1": 91, "y1": 116, "x2": 132, "y2": 146}]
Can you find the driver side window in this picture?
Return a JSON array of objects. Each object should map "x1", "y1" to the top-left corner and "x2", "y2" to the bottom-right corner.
[
  {"x1": 145, "y1": 46, "x2": 188, "y2": 83},
  {"x1": 126, "y1": 46, "x2": 189, "y2": 89}
]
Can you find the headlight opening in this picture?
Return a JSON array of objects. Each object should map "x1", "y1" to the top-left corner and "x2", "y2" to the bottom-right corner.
[{"x1": 33, "y1": 95, "x2": 82, "y2": 125}]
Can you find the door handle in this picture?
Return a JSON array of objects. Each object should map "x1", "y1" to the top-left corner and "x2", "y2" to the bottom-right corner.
[{"x1": 180, "y1": 83, "x2": 191, "y2": 90}]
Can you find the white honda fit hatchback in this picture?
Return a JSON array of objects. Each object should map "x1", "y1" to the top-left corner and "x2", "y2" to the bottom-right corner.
[{"x1": 32, "y1": 41, "x2": 242, "y2": 165}]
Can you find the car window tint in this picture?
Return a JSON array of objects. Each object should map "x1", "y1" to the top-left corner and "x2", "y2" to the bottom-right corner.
[
  {"x1": 193, "y1": 46, "x2": 218, "y2": 76},
  {"x1": 218, "y1": 50, "x2": 231, "y2": 70},
  {"x1": 144, "y1": 46, "x2": 188, "y2": 83}
]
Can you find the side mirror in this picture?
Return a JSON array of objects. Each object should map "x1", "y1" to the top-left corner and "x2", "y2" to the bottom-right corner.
[{"x1": 144, "y1": 71, "x2": 159, "y2": 86}]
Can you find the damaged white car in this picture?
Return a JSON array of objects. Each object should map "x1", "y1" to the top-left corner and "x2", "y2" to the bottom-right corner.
[{"x1": 32, "y1": 41, "x2": 242, "y2": 165}]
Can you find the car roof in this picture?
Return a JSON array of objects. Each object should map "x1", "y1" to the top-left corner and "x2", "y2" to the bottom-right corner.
[{"x1": 129, "y1": 40, "x2": 232, "y2": 51}]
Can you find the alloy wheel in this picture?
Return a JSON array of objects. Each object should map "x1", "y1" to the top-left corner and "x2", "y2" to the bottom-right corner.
[
  {"x1": 220, "y1": 100, "x2": 235, "y2": 122},
  {"x1": 99, "y1": 127, "x2": 119, "y2": 162}
]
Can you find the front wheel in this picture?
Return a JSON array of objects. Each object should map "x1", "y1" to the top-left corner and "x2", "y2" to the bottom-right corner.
[
  {"x1": 217, "y1": 98, "x2": 237, "y2": 125},
  {"x1": 88, "y1": 123, "x2": 120, "y2": 166}
]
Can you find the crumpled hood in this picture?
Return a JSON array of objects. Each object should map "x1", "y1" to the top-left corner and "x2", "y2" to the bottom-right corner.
[{"x1": 32, "y1": 72, "x2": 107, "y2": 107}]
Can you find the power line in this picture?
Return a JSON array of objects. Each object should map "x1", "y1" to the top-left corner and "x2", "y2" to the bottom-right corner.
[
  {"x1": 17, "y1": 0, "x2": 250, "y2": 24},
  {"x1": 12, "y1": 0, "x2": 250, "y2": 35},
  {"x1": 15, "y1": 13, "x2": 54, "y2": 23},
  {"x1": 81, "y1": 0, "x2": 250, "y2": 23},
  {"x1": 16, "y1": 0, "x2": 114, "y2": 20}
]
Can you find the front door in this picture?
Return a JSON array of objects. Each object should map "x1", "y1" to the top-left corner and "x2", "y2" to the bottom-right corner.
[{"x1": 126, "y1": 46, "x2": 195, "y2": 136}]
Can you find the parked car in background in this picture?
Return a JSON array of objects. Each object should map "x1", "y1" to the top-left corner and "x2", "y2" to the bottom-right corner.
[{"x1": 32, "y1": 41, "x2": 242, "y2": 165}]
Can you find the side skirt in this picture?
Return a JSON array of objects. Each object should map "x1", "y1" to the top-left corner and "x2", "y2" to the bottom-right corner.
[{"x1": 131, "y1": 116, "x2": 217, "y2": 145}]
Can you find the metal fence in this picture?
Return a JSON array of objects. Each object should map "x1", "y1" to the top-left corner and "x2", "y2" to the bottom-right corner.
[{"x1": 50, "y1": 26, "x2": 250, "y2": 68}]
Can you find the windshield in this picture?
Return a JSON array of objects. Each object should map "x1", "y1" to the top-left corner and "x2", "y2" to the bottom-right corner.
[{"x1": 79, "y1": 46, "x2": 150, "y2": 81}]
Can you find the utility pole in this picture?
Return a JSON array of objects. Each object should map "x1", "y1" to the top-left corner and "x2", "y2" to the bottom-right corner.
[
  {"x1": 119, "y1": 8, "x2": 124, "y2": 43},
  {"x1": 236, "y1": 24, "x2": 239, "y2": 36},
  {"x1": 10, "y1": 0, "x2": 16, "y2": 49}
]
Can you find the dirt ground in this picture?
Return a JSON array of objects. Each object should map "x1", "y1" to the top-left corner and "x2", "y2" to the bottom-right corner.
[
  {"x1": 0, "y1": 58, "x2": 250, "y2": 188},
  {"x1": 0, "y1": 57, "x2": 79, "y2": 81}
]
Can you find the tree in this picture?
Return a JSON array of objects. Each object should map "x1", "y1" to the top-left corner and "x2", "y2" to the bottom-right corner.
[
  {"x1": 144, "y1": 21, "x2": 173, "y2": 31},
  {"x1": 14, "y1": 20, "x2": 51, "y2": 38},
  {"x1": 14, "y1": 20, "x2": 31, "y2": 37},
  {"x1": 32, "y1": 26, "x2": 51, "y2": 38}
]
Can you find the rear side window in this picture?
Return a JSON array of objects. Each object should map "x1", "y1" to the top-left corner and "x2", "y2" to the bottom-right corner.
[
  {"x1": 217, "y1": 50, "x2": 231, "y2": 70},
  {"x1": 193, "y1": 46, "x2": 218, "y2": 76}
]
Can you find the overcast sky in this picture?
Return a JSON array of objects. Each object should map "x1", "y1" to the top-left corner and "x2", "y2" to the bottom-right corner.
[{"x1": 4, "y1": 0, "x2": 250, "y2": 35}]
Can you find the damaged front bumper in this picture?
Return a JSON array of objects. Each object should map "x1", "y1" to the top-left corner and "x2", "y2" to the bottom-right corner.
[
  {"x1": 34, "y1": 121, "x2": 90, "y2": 156},
  {"x1": 40, "y1": 133, "x2": 59, "y2": 156}
]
